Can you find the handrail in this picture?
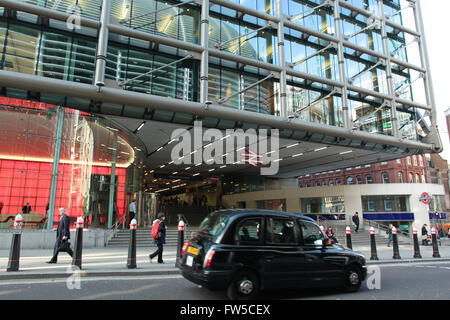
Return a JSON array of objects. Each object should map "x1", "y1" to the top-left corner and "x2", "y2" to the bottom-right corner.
[
  {"x1": 177, "y1": 213, "x2": 193, "y2": 238},
  {"x1": 363, "y1": 219, "x2": 410, "y2": 238}
]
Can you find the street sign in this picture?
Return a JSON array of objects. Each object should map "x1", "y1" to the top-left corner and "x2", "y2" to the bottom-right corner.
[{"x1": 419, "y1": 192, "x2": 432, "y2": 204}]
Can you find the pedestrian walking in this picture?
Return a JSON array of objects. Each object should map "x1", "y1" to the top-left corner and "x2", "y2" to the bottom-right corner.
[
  {"x1": 47, "y1": 207, "x2": 73, "y2": 264},
  {"x1": 128, "y1": 199, "x2": 136, "y2": 227},
  {"x1": 421, "y1": 224, "x2": 429, "y2": 245},
  {"x1": 149, "y1": 212, "x2": 166, "y2": 264},
  {"x1": 387, "y1": 223, "x2": 393, "y2": 247},
  {"x1": 352, "y1": 212, "x2": 360, "y2": 233}
]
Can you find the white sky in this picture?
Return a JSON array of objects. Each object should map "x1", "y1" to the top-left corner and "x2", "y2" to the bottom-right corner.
[{"x1": 420, "y1": 1, "x2": 450, "y2": 161}]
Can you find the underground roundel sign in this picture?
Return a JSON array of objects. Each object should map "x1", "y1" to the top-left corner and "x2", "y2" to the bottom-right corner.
[{"x1": 419, "y1": 192, "x2": 432, "y2": 204}]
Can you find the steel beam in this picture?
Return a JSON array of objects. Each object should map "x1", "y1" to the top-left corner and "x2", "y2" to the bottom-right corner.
[{"x1": 0, "y1": 70, "x2": 434, "y2": 152}]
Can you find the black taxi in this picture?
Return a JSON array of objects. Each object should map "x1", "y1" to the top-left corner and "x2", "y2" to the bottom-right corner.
[{"x1": 176, "y1": 209, "x2": 367, "y2": 300}]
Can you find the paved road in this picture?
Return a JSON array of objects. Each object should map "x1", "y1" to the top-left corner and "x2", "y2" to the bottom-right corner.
[{"x1": 0, "y1": 261, "x2": 448, "y2": 301}]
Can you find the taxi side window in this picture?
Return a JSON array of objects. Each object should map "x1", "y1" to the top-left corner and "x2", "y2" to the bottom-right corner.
[
  {"x1": 266, "y1": 217, "x2": 298, "y2": 245},
  {"x1": 300, "y1": 222, "x2": 324, "y2": 245},
  {"x1": 235, "y1": 218, "x2": 262, "y2": 244}
]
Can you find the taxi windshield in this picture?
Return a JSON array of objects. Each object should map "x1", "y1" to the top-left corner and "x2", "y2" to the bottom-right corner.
[{"x1": 198, "y1": 212, "x2": 230, "y2": 240}]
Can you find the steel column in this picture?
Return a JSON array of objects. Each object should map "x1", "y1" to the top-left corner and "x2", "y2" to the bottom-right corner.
[
  {"x1": 200, "y1": 0, "x2": 209, "y2": 104},
  {"x1": 107, "y1": 128, "x2": 118, "y2": 229},
  {"x1": 333, "y1": 0, "x2": 351, "y2": 129},
  {"x1": 94, "y1": 0, "x2": 111, "y2": 87},
  {"x1": 378, "y1": 0, "x2": 399, "y2": 137},
  {"x1": 276, "y1": 0, "x2": 287, "y2": 118},
  {"x1": 47, "y1": 106, "x2": 64, "y2": 230}
]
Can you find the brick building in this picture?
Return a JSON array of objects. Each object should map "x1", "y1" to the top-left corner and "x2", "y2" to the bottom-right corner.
[{"x1": 298, "y1": 155, "x2": 428, "y2": 188}]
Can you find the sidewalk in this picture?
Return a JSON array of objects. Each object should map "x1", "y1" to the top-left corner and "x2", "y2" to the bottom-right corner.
[{"x1": 0, "y1": 243, "x2": 449, "y2": 280}]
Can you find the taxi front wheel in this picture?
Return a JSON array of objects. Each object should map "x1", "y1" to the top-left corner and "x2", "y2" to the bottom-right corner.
[
  {"x1": 342, "y1": 264, "x2": 362, "y2": 292},
  {"x1": 227, "y1": 269, "x2": 260, "y2": 300}
]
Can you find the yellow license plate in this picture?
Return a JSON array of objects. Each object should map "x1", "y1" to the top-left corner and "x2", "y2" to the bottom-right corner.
[{"x1": 187, "y1": 246, "x2": 199, "y2": 255}]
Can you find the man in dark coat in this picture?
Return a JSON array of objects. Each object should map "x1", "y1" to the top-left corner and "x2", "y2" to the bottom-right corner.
[
  {"x1": 352, "y1": 212, "x2": 360, "y2": 233},
  {"x1": 22, "y1": 202, "x2": 32, "y2": 214},
  {"x1": 149, "y1": 212, "x2": 166, "y2": 264},
  {"x1": 47, "y1": 207, "x2": 73, "y2": 264}
]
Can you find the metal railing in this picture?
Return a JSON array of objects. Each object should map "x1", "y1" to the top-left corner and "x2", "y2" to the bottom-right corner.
[{"x1": 363, "y1": 219, "x2": 410, "y2": 238}]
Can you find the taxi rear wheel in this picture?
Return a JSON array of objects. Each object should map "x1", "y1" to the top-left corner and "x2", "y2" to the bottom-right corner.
[{"x1": 227, "y1": 269, "x2": 260, "y2": 300}]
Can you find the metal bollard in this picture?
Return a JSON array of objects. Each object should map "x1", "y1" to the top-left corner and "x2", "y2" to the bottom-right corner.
[
  {"x1": 392, "y1": 227, "x2": 401, "y2": 259},
  {"x1": 7, "y1": 214, "x2": 23, "y2": 272},
  {"x1": 72, "y1": 216, "x2": 84, "y2": 269},
  {"x1": 369, "y1": 227, "x2": 379, "y2": 260},
  {"x1": 431, "y1": 227, "x2": 441, "y2": 258},
  {"x1": 412, "y1": 228, "x2": 422, "y2": 259},
  {"x1": 176, "y1": 220, "x2": 185, "y2": 263},
  {"x1": 346, "y1": 226, "x2": 352, "y2": 250},
  {"x1": 127, "y1": 219, "x2": 137, "y2": 269}
]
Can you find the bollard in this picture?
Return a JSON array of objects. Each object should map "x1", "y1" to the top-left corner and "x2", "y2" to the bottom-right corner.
[
  {"x1": 7, "y1": 214, "x2": 23, "y2": 272},
  {"x1": 392, "y1": 227, "x2": 401, "y2": 259},
  {"x1": 127, "y1": 219, "x2": 137, "y2": 269},
  {"x1": 177, "y1": 220, "x2": 185, "y2": 263},
  {"x1": 345, "y1": 226, "x2": 352, "y2": 250},
  {"x1": 431, "y1": 227, "x2": 441, "y2": 258},
  {"x1": 72, "y1": 216, "x2": 84, "y2": 269},
  {"x1": 369, "y1": 227, "x2": 379, "y2": 260},
  {"x1": 412, "y1": 228, "x2": 422, "y2": 259}
]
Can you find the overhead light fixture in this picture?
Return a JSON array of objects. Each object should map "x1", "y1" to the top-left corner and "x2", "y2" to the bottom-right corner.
[
  {"x1": 193, "y1": 173, "x2": 200, "y2": 176},
  {"x1": 185, "y1": 167, "x2": 191, "y2": 170},
  {"x1": 156, "y1": 147, "x2": 163, "y2": 152},
  {"x1": 286, "y1": 143, "x2": 299, "y2": 148},
  {"x1": 135, "y1": 121, "x2": 145, "y2": 132}
]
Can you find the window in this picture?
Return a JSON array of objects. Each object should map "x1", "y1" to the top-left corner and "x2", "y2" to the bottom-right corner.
[
  {"x1": 266, "y1": 217, "x2": 297, "y2": 245},
  {"x1": 366, "y1": 175, "x2": 373, "y2": 184},
  {"x1": 336, "y1": 179, "x2": 342, "y2": 185},
  {"x1": 368, "y1": 200, "x2": 375, "y2": 212},
  {"x1": 398, "y1": 172, "x2": 404, "y2": 183},
  {"x1": 382, "y1": 172, "x2": 389, "y2": 184},
  {"x1": 322, "y1": 180, "x2": 327, "y2": 186},
  {"x1": 356, "y1": 176, "x2": 362, "y2": 184},
  {"x1": 413, "y1": 156, "x2": 417, "y2": 166},
  {"x1": 415, "y1": 174, "x2": 420, "y2": 183},
  {"x1": 300, "y1": 221, "x2": 324, "y2": 245},
  {"x1": 316, "y1": 181, "x2": 321, "y2": 187},
  {"x1": 384, "y1": 199, "x2": 392, "y2": 211},
  {"x1": 419, "y1": 156, "x2": 424, "y2": 166},
  {"x1": 347, "y1": 177, "x2": 353, "y2": 185},
  {"x1": 409, "y1": 173, "x2": 414, "y2": 183},
  {"x1": 396, "y1": 159, "x2": 401, "y2": 164},
  {"x1": 407, "y1": 157, "x2": 411, "y2": 165},
  {"x1": 236, "y1": 218, "x2": 262, "y2": 244},
  {"x1": 329, "y1": 179, "x2": 334, "y2": 186},
  {"x1": 421, "y1": 174, "x2": 425, "y2": 183}
]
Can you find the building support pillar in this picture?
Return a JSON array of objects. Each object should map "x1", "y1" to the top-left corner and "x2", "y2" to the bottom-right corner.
[
  {"x1": 94, "y1": 0, "x2": 111, "y2": 87},
  {"x1": 333, "y1": 0, "x2": 351, "y2": 129},
  {"x1": 200, "y1": 0, "x2": 209, "y2": 104},
  {"x1": 47, "y1": 106, "x2": 64, "y2": 229},
  {"x1": 107, "y1": 128, "x2": 118, "y2": 229},
  {"x1": 276, "y1": 0, "x2": 288, "y2": 118}
]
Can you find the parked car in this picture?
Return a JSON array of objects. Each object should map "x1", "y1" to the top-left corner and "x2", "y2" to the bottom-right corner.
[{"x1": 176, "y1": 209, "x2": 367, "y2": 300}]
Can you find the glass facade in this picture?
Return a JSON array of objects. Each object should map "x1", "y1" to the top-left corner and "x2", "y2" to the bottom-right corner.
[
  {"x1": 0, "y1": 0, "x2": 431, "y2": 144},
  {"x1": 300, "y1": 196, "x2": 345, "y2": 214},
  {"x1": 361, "y1": 195, "x2": 410, "y2": 212},
  {"x1": 0, "y1": 97, "x2": 145, "y2": 229}
]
